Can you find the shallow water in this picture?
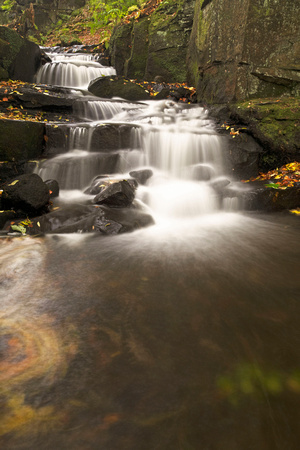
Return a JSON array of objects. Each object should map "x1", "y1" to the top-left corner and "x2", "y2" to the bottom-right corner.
[{"x1": 1, "y1": 212, "x2": 300, "y2": 449}]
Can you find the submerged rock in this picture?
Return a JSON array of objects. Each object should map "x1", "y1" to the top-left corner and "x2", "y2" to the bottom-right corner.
[
  {"x1": 16, "y1": 202, "x2": 154, "y2": 235},
  {"x1": 129, "y1": 169, "x2": 153, "y2": 185},
  {"x1": 94, "y1": 204, "x2": 154, "y2": 235}
]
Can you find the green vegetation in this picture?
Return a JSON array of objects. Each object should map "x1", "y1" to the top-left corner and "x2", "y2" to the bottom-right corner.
[
  {"x1": 88, "y1": 0, "x2": 143, "y2": 33},
  {"x1": 0, "y1": 0, "x2": 16, "y2": 12}
]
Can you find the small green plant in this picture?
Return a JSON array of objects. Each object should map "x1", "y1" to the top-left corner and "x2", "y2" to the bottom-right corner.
[
  {"x1": 88, "y1": 0, "x2": 142, "y2": 34},
  {"x1": 1, "y1": 0, "x2": 16, "y2": 11}
]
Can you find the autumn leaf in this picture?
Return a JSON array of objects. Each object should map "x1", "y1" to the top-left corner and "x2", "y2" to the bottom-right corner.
[{"x1": 289, "y1": 209, "x2": 300, "y2": 215}]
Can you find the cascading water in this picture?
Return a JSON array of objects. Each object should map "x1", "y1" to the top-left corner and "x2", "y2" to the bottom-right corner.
[
  {"x1": 2, "y1": 48, "x2": 300, "y2": 450},
  {"x1": 36, "y1": 51, "x2": 116, "y2": 88}
]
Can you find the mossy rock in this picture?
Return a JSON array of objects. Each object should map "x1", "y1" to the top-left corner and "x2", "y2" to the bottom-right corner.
[
  {"x1": 109, "y1": 22, "x2": 133, "y2": 76},
  {"x1": 0, "y1": 26, "x2": 23, "y2": 72},
  {"x1": 229, "y1": 97, "x2": 300, "y2": 169},
  {"x1": 0, "y1": 26, "x2": 42, "y2": 82},
  {"x1": 88, "y1": 76, "x2": 150, "y2": 101},
  {"x1": 108, "y1": 0, "x2": 195, "y2": 82},
  {"x1": 126, "y1": 18, "x2": 149, "y2": 81},
  {"x1": 0, "y1": 119, "x2": 45, "y2": 161}
]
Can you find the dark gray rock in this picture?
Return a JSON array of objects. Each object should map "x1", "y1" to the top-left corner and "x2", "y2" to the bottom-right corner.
[
  {"x1": 45, "y1": 179, "x2": 59, "y2": 198},
  {"x1": 0, "y1": 119, "x2": 45, "y2": 161},
  {"x1": 2, "y1": 173, "x2": 50, "y2": 214},
  {"x1": 93, "y1": 180, "x2": 135, "y2": 208},
  {"x1": 223, "y1": 133, "x2": 263, "y2": 180},
  {"x1": 88, "y1": 76, "x2": 150, "y2": 101},
  {"x1": 94, "y1": 204, "x2": 154, "y2": 235}
]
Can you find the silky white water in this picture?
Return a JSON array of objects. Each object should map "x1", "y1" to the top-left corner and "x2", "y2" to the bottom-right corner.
[
  {"x1": 36, "y1": 52, "x2": 116, "y2": 88},
  {"x1": 36, "y1": 98, "x2": 228, "y2": 220}
]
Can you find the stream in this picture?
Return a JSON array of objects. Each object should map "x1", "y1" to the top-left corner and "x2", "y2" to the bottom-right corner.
[{"x1": 1, "y1": 50, "x2": 300, "y2": 449}]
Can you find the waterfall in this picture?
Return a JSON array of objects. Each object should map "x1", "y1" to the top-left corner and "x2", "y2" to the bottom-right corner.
[
  {"x1": 36, "y1": 52, "x2": 116, "y2": 88},
  {"x1": 35, "y1": 49, "x2": 235, "y2": 221}
]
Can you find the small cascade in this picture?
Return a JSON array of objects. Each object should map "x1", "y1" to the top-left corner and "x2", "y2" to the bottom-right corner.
[
  {"x1": 36, "y1": 53, "x2": 116, "y2": 88},
  {"x1": 37, "y1": 101, "x2": 226, "y2": 218},
  {"x1": 74, "y1": 98, "x2": 138, "y2": 121},
  {"x1": 34, "y1": 47, "x2": 234, "y2": 220}
]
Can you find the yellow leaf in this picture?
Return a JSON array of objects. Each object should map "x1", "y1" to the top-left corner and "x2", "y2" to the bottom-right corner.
[{"x1": 8, "y1": 179, "x2": 19, "y2": 186}]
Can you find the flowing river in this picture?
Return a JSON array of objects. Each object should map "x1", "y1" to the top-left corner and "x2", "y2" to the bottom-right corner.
[{"x1": 0, "y1": 50, "x2": 300, "y2": 449}]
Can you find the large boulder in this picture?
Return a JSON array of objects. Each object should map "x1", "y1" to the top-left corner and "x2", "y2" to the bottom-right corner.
[
  {"x1": 1, "y1": 173, "x2": 50, "y2": 214},
  {"x1": 0, "y1": 26, "x2": 42, "y2": 82},
  {"x1": 187, "y1": 0, "x2": 300, "y2": 102},
  {"x1": 88, "y1": 76, "x2": 150, "y2": 101}
]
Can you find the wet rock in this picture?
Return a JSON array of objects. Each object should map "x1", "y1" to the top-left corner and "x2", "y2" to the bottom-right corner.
[
  {"x1": 85, "y1": 176, "x2": 137, "y2": 196},
  {"x1": 88, "y1": 76, "x2": 150, "y2": 101},
  {"x1": 90, "y1": 124, "x2": 140, "y2": 152},
  {"x1": 223, "y1": 133, "x2": 263, "y2": 180},
  {"x1": 45, "y1": 179, "x2": 59, "y2": 198},
  {"x1": 11, "y1": 85, "x2": 76, "y2": 109},
  {"x1": 234, "y1": 182, "x2": 300, "y2": 212},
  {"x1": 129, "y1": 169, "x2": 153, "y2": 185},
  {"x1": 21, "y1": 202, "x2": 154, "y2": 235},
  {"x1": 94, "y1": 204, "x2": 154, "y2": 235},
  {"x1": 191, "y1": 164, "x2": 215, "y2": 181},
  {"x1": 210, "y1": 177, "x2": 231, "y2": 191},
  {"x1": 2, "y1": 173, "x2": 50, "y2": 214},
  {"x1": 93, "y1": 180, "x2": 135, "y2": 208},
  {"x1": 84, "y1": 176, "x2": 110, "y2": 195},
  {"x1": 24, "y1": 204, "x2": 96, "y2": 234}
]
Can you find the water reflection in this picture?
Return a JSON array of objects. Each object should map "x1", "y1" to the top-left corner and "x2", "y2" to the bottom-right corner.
[{"x1": 1, "y1": 213, "x2": 300, "y2": 449}]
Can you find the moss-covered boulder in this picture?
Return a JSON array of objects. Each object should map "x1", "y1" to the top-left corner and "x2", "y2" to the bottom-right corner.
[
  {"x1": 0, "y1": 26, "x2": 42, "y2": 82},
  {"x1": 229, "y1": 97, "x2": 300, "y2": 169},
  {"x1": 188, "y1": 0, "x2": 300, "y2": 102},
  {"x1": 88, "y1": 76, "x2": 150, "y2": 101},
  {"x1": 109, "y1": 0, "x2": 195, "y2": 83},
  {"x1": 0, "y1": 119, "x2": 45, "y2": 161}
]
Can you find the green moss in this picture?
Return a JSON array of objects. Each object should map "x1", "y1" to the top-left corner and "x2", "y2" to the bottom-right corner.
[
  {"x1": 234, "y1": 97, "x2": 300, "y2": 163},
  {"x1": 0, "y1": 26, "x2": 23, "y2": 71}
]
